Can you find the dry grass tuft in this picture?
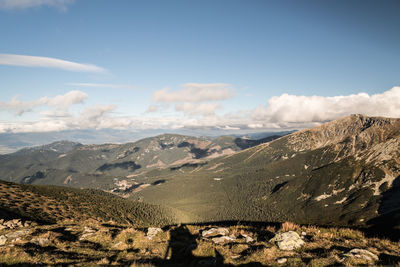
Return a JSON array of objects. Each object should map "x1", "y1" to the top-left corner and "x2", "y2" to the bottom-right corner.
[{"x1": 280, "y1": 221, "x2": 300, "y2": 232}]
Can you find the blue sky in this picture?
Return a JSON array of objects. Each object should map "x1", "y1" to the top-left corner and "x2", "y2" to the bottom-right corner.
[{"x1": 1, "y1": 0, "x2": 400, "y2": 133}]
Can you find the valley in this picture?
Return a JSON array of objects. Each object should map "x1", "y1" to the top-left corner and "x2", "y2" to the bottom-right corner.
[{"x1": 1, "y1": 115, "x2": 400, "y2": 265}]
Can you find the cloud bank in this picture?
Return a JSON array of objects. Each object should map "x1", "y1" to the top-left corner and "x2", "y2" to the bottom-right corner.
[
  {"x1": 0, "y1": 54, "x2": 105, "y2": 73},
  {"x1": 0, "y1": 0, "x2": 74, "y2": 10},
  {"x1": 1, "y1": 87, "x2": 400, "y2": 133},
  {"x1": 252, "y1": 86, "x2": 400, "y2": 125}
]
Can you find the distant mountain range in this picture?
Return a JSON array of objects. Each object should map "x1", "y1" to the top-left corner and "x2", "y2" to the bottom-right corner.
[
  {"x1": 0, "y1": 133, "x2": 283, "y2": 189},
  {"x1": 0, "y1": 129, "x2": 293, "y2": 154}
]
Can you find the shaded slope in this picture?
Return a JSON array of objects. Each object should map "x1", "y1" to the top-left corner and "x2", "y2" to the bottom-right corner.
[{"x1": 0, "y1": 180, "x2": 193, "y2": 227}]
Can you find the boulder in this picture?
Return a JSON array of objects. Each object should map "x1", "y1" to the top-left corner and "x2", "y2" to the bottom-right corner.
[
  {"x1": 202, "y1": 227, "x2": 229, "y2": 238},
  {"x1": 344, "y1": 248, "x2": 379, "y2": 261},
  {"x1": 270, "y1": 231, "x2": 305, "y2": 251},
  {"x1": 147, "y1": 227, "x2": 162, "y2": 239}
]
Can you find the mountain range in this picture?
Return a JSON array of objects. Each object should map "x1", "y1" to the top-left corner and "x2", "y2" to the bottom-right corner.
[{"x1": 0, "y1": 114, "x2": 399, "y2": 235}]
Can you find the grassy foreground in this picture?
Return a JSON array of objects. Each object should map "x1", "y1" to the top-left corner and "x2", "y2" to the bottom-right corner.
[{"x1": 1, "y1": 221, "x2": 400, "y2": 266}]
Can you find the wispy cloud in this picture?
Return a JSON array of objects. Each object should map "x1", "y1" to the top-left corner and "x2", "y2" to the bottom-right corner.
[
  {"x1": 0, "y1": 0, "x2": 74, "y2": 10},
  {"x1": 0, "y1": 54, "x2": 106, "y2": 73},
  {"x1": 68, "y1": 83, "x2": 137, "y2": 89}
]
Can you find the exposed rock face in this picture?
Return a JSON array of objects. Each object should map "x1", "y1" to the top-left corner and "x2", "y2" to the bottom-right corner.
[{"x1": 270, "y1": 231, "x2": 305, "y2": 251}]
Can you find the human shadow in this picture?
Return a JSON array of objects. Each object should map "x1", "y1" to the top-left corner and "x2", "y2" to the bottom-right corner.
[{"x1": 165, "y1": 224, "x2": 198, "y2": 262}]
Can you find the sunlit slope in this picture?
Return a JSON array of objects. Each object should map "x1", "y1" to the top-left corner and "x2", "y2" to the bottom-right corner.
[{"x1": 132, "y1": 115, "x2": 400, "y2": 229}]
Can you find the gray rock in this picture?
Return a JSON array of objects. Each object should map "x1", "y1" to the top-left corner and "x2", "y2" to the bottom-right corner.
[
  {"x1": 202, "y1": 227, "x2": 229, "y2": 238},
  {"x1": 344, "y1": 248, "x2": 379, "y2": 261},
  {"x1": 0, "y1": 235, "x2": 7, "y2": 246},
  {"x1": 212, "y1": 234, "x2": 236, "y2": 244},
  {"x1": 270, "y1": 231, "x2": 305, "y2": 251},
  {"x1": 147, "y1": 227, "x2": 163, "y2": 239}
]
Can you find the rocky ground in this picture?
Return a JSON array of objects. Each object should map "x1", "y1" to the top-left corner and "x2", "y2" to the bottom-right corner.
[{"x1": 1, "y1": 220, "x2": 399, "y2": 266}]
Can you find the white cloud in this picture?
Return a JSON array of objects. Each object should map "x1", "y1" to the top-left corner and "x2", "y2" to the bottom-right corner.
[
  {"x1": 146, "y1": 105, "x2": 159, "y2": 113},
  {"x1": 252, "y1": 86, "x2": 400, "y2": 124},
  {"x1": 68, "y1": 83, "x2": 137, "y2": 89},
  {"x1": 2, "y1": 87, "x2": 400, "y2": 134},
  {"x1": 175, "y1": 102, "x2": 221, "y2": 116},
  {"x1": 152, "y1": 83, "x2": 233, "y2": 103},
  {"x1": 0, "y1": 0, "x2": 74, "y2": 10},
  {"x1": 0, "y1": 54, "x2": 105, "y2": 73},
  {"x1": 0, "y1": 90, "x2": 88, "y2": 115}
]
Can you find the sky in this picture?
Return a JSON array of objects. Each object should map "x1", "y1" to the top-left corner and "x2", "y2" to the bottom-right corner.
[{"x1": 1, "y1": 0, "x2": 400, "y2": 134}]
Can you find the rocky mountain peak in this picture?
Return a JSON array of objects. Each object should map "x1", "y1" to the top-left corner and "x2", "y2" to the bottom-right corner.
[{"x1": 285, "y1": 114, "x2": 400, "y2": 153}]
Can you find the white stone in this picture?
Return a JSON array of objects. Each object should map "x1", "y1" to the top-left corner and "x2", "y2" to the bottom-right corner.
[
  {"x1": 202, "y1": 227, "x2": 229, "y2": 238},
  {"x1": 270, "y1": 231, "x2": 305, "y2": 251},
  {"x1": 147, "y1": 227, "x2": 163, "y2": 239},
  {"x1": 212, "y1": 235, "x2": 236, "y2": 244},
  {"x1": 277, "y1": 258, "x2": 287, "y2": 264}
]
